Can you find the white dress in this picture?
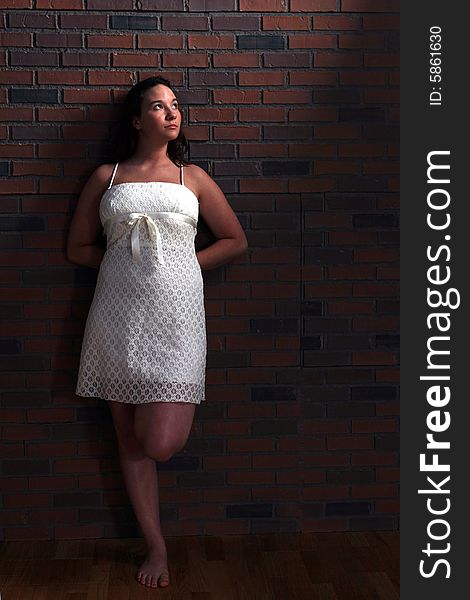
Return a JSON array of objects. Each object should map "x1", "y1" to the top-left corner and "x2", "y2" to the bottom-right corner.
[{"x1": 75, "y1": 162, "x2": 207, "y2": 404}]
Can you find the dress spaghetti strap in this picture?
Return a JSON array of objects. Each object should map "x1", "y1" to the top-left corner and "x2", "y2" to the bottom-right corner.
[
  {"x1": 108, "y1": 162, "x2": 119, "y2": 189},
  {"x1": 180, "y1": 163, "x2": 184, "y2": 186}
]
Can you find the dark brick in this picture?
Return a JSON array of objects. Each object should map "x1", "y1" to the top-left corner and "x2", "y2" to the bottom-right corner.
[
  {"x1": 12, "y1": 126, "x2": 60, "y2": 140},
  {"x1": 375, "y1": 434, "x2": 399, "y2": 451},
  {"x1": 379, "y1": 231, "x2": 399, "y2": 244},
  {"x1": 226, "y1": 503, "x2": 272, "y2": 518},
  {"x1": 23, "y1": 269, "x2": 75, "y2": 285},
  {"x1": 327, "y1": 335, "x2": 372, "y2": 350},
  {"x1": 110, "y1": 16, "x2": 158, "y2": 30},
  {"x1": 326, "y1": 193, "x2": 376, "y2": 211},
  {"x1": 262, "y1": 161, "x2": 309, "y2": 176},
  {"x1": 251, "y1": 386, "x2": 296, "y2": 402},
  {"x1": 364, "y1": 123, "x2": 399, "y2": 140},
  {"x1": 10, "y1": 89, "x2": 58, "y2": 105},
  {"x1": 52, "y1": 424, "x2": 113, "y2": 441},
  {"x1": 238, "y1": 35, "x2": 284, "y2": 50},
  {"x1": 54, "y1": 493, "x2": 101, "y2": 507},
  {"x1": 338, "y1": 175, "x2": 387, "y2": 192},
  {"x1": 252, "y1": 419, "x2": 297, "y2": 435},
  {"x1": 186, "y1": 438, "x2": 225, "y2": 454},
  {"x1": 1, "y1": 355, "x2": 49, "y2": 371},
  {"x1": 251, "y1": 318, "x2": 298, "y2": 335},
  {"x1": 327, "y1": 402, "x2": 375, "y2": 417},
  {"x1": 0, "y1": 339, "x2": 21, "y2": 354},
  {"x1": 189, "y1": 143, "x2": 236, "y2": 158},
  {"x1": 158, "y1": 455, "x2": 200, "y2": 470},
  {"x1": 1, "y1": 391, "x2": 50, "y2": 407},
  {"x1": 302, "y1": 402, "x2": 325, "y2": 417},
  {"x1": 304, "y1": 388, "x2": 349, "y2": 402},
  {"x1": 339, "y1": 108, "x2": 385, "y2": 122},
  {"x1": 207, "y1": 351, "x2": 247, "y2": 368},
  {"x1": 353, "y1": 214, "x2": 399, "y2": 228},
  {"x1": 76, "y1": 406, "x2": 110, "y2": 422},
  {"x1": 327, "y1": 469, "x2": 374, "y2": 484},
  {"x1": 0, "y1": 162, "x2": 9, "y2": 176},
  {"x1": 1, "y1": 306, "x2": 22, "y2": 320},
  {"x1": 302, "y1": 503, "x2": 323, "y2": 517},
  {"x1": 377, "y1": 299, "x2": 399, "y2": 314},
  {"x1": 304, "y1": 318, "x2": 350, "y2": 334},
  {"x1": 301, "y1": 301, "x2": 323, "y2": 316},
  {"x1": 376, "y1": 334, "x2": 399, "y2": 348},
  {"x1": 177, "y1": 472, "x2": 225, "y2": 487},
  {"x1": 304, "y1": 249, "x2": 352, "y2": 264},
  {"x1": 264, "y1": 125, "x2": 312, "y2": 140},
  {"x1": 0, "y1": 216, "x2": 45, "y2": 232},
  {"x1": 301, "y1": 336, "x2": 322, "y2": 349},
  {"x1": 80, "y1": 506, "x2": 136, "y2": 524},
  {"x1": 0, "y1": 233, "x2": 22, "y2": 249},
  {"x1": 350, "y1": 517, "x2": 398, "y2": 531},
  {"x1": 351, "y1": 386, "x2": 396, "y2": 401},
  {"x1": 276, "y1": 302, "x2": 301, "y2": 318},
  {"x1": 304, "y1": 351, "x2": 350, "y2": 367},
  {"x1": 251, "y1": 519, "x2": 298, "y2": 533},
  {"x1": 326, "y1": 502, "x2": 371, "y2": 516},
  {"x1": 2, "y1": 460, "x2": 50, "y2": 476},
  {"x1": 314, "y1": 89, "x2": 360, "y2": 104}
]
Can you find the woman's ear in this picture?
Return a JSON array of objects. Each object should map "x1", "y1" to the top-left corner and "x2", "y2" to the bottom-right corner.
[{"x1": 132, "y1": 116, "x2": 141, "y2": 130}]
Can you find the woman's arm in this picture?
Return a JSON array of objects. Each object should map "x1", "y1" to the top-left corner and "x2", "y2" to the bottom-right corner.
[
  {"x1": 190, "y1": 165, "x2": 248, "y2": 271},
  {"x1": 67, "y1": 165, "x2": 112, "y2": 269}
]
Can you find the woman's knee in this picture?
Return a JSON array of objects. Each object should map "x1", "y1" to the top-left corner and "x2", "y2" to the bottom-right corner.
[{"x1": 140, "y1": 435, "x2": 186, "y2": 462}]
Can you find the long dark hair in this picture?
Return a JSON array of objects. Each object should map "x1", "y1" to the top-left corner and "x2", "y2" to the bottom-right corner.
[{"x1": 109, "y1": 75, "x2": 189, "y2": 166}]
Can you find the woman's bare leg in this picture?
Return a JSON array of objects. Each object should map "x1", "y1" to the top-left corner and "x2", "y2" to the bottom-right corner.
[{"x1": 107, "y1": 400, "x2": 196, "y2": 589}]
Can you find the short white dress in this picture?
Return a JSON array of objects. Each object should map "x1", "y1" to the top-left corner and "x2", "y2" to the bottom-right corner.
[{"x1": 75, "y1": 162, "x2": 207, "y2": 404}]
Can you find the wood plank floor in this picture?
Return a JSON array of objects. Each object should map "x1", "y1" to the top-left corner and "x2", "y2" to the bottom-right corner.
[{"x1": 0, "y1": 531, "x2": 399, "y2": 599}]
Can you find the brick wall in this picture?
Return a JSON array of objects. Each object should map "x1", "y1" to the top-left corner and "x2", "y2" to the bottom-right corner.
[{"x1": 0, "y1": 1, "x2": 399, "y2": 541}]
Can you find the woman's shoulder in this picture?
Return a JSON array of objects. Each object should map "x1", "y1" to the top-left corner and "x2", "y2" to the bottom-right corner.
[
  {"x1": 93, "y1": 162, "x2": 117, "y2": 181},
  {"x1": 183, "y1": 162, "x2": 210, "y2": 181},
  {"x1": 85, "y1": 162, "x2": 117, "y2": 190}
]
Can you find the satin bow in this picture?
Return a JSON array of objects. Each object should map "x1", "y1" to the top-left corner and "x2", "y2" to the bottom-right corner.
[{"x1": 126, "y1": 212, "x2": 165, "y2": 265}]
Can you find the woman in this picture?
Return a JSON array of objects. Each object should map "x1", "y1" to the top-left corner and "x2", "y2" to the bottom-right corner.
[{"x1": 67, "y1": 75, "x2": 248, "y2": 589}]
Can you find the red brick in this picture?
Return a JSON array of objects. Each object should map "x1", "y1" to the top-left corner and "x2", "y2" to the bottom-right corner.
[
  {"x1": 263, "y1": 15, "x2": 310, "y2": 30},
  {"x1": 291, "y1": 0, "x2": 337, "y2": 10},
  {"x1": 88, "y1": 34, "x2": 134, "y2": 49},
  {"x1": 240, "y1": 0, "x2": 287, "y2": 11},
  {"x1": 304, "y1": 486, "x2": 350, "y2": 500},
  {"x1": 342, "y1": 0, "x2": 398, "y2": 10},
  {"x1": 314, "y1": 16, "x2": 361, "y2": 30},
  {"x1": 213, "y1": 53, "x2": 259, "y2": 67},
  {"x1": 352, "y1": 484, "x2": 398, "y2": 498},
  {"x1": 289, "y1": 34, "x2": 336, "y2": 48}
]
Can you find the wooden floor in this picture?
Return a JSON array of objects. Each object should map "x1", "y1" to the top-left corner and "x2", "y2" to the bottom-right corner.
[{"x1": 0, "y1": 531, "x2": 399, "y2": 599}]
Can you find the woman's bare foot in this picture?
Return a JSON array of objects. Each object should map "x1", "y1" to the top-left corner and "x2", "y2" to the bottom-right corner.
[{"x1": 136, "y1": 537, "x2": 170, "y2": 588}]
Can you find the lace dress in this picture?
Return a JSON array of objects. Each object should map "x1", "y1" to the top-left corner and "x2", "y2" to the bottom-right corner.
[{"x1": 75, "y1": 162, "x2": 206, "y2": 404}]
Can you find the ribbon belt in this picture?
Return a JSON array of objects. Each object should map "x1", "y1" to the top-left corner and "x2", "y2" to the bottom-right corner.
[{"x1": 103, "y1": 211, "x2": 197, "y2": 265}]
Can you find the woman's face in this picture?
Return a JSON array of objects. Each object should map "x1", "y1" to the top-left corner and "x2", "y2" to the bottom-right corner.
[{"x1": 132, "y1": 84, "x2": 181, "y2": 141}]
